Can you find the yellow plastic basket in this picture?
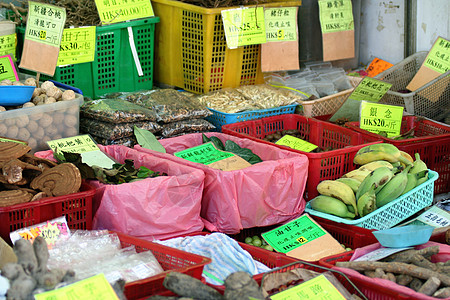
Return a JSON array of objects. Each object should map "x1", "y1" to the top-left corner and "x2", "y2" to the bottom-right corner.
[{"x1": 152, "y1": 0, "x2": 301, "y2": 94}]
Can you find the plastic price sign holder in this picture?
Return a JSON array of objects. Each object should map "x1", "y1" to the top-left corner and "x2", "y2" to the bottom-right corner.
[
  {"x1": 359, "y1": 101, "x2": 404, "y2": 138},
  {"x1": 47, "y1": 134, "x2": 117, "y2": 169},
  {"x1": 366, "y1": 57, "x2": 394, "y2": 77},
  {"x1": 94, "y1": 0, "x2": 154, "y2": 24},
  {"x1": 261, "y1": 7, "x2": 300, "y2": 72},
  {"x1": 0, "y1": 54, "x2": 19, "y2": 82},
  {"x1": 270, "y1": 274, "x2": 346, "y2": 300},
  {"x1": 275, "y1": 135, "x2": 318, "y2": 152},
  {"x1": 221, "y1": 7, "x2": 266, "y2": 49},
  {"x1": 57, "y1": 26, "x2": 96, "y2": 66},
  {"x1": 34, "y1": 273, "x2": 119, "y2": 300},
  {"x1": 19, "y1": 1, "x2": 66, "y2": 77},
  {"x1": 407, "y1": 36, "x2": 450, "y2": 91},
  {"x1": 329, "y1": 77, "x2": 393, "y2": 123},
  {"x1": 0, "y1": 33, "x2": 17, "y2": 60},
  {"x1": 318, "y1": 0, "x2": 354, "y2": 61}
]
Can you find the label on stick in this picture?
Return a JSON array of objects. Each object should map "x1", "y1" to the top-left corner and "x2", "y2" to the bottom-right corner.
[
  {"x1": 95, "y1": 0, "x2": 155, "y2": 24},
  {"x1": 360, "y1": 101, "x2": 403, "y2": 137},
  {"x1": 318, "y1": 0, "x2": 354, "y2": 34}
]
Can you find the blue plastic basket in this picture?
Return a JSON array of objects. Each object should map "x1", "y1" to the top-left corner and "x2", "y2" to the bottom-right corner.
[
  {"x1": 305, "y1": 170, "x2": 439, "y2": 230},
  {"x1": 206, "y1": 104, "x2": 298, "y2": 131}
]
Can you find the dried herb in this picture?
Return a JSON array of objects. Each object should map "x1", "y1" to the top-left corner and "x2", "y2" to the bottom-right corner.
[
  {"x1": 134, "y1": 126, "x2": 166, "y2": 153},
  {"x1": 81, "y1": 99, "x2": 158, "y2": 123},
  {"x1": 80, "y1": 118, "x2": 162, "y2": 140},
  {"x1": 202, "y1": 134, "x2": 262, "y2": 164},
  {"x1": 161, "y1": 119, "x2": 216, "y2": 138}
]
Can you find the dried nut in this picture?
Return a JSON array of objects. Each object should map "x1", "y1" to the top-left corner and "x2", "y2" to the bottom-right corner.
[
  {"x1": 12, "y1": 81, "x2": 24, "y2": 86},
  {"x1": 24, "y1": 78, "x2": 37, "y2": 87},
  {"x1": 44, "y1": 97, "x2": 57, "y2": 104},
  {"x1": 40, "y1": 81, "x2": 55, "y2": 91},
  {"x1": 22, "y1": 102, "x2": 35, "y2": 108},
  {"x1": 0, "y1": 79, "x2": 12, "y2": 85},
  {"x1": 32, "y1": 87, "x2": 43, "y2": 98},
  {"x1": 64, "y1": 115, "x2": 77, "y2": 127},
  {"x1": 46, "y1": 86, "x2": 62, "y2": 100},
  {"x1": 39, "y1": 114, "x2": 53, "y2": 127},
  {"x1": 64, "y1": 127, "x2": 78, "y2": 137},
  {"x1": 7, "y1": 125, "x2": 19, "y2": 138},
  {"x1": 15, "y1": 115, "x2": 30, "y2": 128},
  {"x1": 17, "y1": 128, "x2": 31, "y2": 141},
  {"x1": 0, "y1": 124, "x2": 7, "y2": 135},
  {"x1": 0, "y1": 190, "x2": 33, "y2": 207},
  {"x1": 27, "y1": 120, "x2": 39, "y2": 133},
  {"x1": 27, "y1": 138, "x2": 37, "y2": 150},
  {"x1": 61, "y1": 90, "x2": 76, "y2": 101}
]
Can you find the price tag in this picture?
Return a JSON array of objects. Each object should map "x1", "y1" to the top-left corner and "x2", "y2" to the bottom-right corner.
[
  {"x1": 424, "y1": 36, "x2": 450, "y2": 74},
  {"x1": 221, "y1": 7, "x2": 266, "y2": 49},
  {"x1": 95, "y1": 0, "x2": 154, "y2": 24},
  {"x1": 318, "y1": 0, "x2": 354, "y2": 34},
  {"x1": 275, "y1": 135, "x2": 318, "y2": 152},
  {"x1": 360, "y1": 101, "x2": 403, "y2": 137},
  {"x1": 366, "y1": 57, "x2": 394, "y2": 77},
  {"x1": 47, "y1": 134, "x2": 117, "y2": 169},
  {"x1": 25, "y1": 1, "x2": 66, "y2": 47},
  {"x1": 174, "y1": 142, "x2": 235, "y2": 165},
  {"x1": 416, "y1": 206, "x2": 450, "y2": 228},
  {"x1": 262, "y1": 215, "x2": 326, "y2": 253},
  {"x1": 0, "y1": 54, "x2": 19, "y2": 82},
  {"x1": 353, "y1": 246, "x2": 412, "y2": 262},
  {"x1": 0, "y1": 33, "x2": 17, "y2": 60},
  {"x1": 58, "y1": 27, "x2": 96, "y2": 66},
  {"x1": 264, "y1": 8, "x2": 297, "y2": 42},
  {"x1": 34, "y1": 273, "x2": 119, "y2": 300},
  {"x1": 349, "y1": 77, "x2": 392, "y2": 102},
  {"x1": 270, "y1": 274, "x2": 346, "y2": 300}
]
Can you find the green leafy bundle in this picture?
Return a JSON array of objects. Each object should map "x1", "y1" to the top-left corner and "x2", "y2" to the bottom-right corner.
[{"x1": 202, "y1": 134, "x2": 262, "y2": 165}]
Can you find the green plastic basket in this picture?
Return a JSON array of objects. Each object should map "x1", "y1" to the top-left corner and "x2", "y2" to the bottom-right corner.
[
  {"x1": 17, "y1": 17, "x2": 159, "y2": 98},
  {"x1": 304, "y1": 170, "x2": 438, "y2": 230}
]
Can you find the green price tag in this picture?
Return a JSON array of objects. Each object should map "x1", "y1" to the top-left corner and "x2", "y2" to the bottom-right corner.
[
  {"x1": 275, "y1": 135, "x2": 318, "y2": 152},
  {"x1": 318, "y1": 0, "x2": 354, "y2": 34},
  {"x1": 174, "y1": 142, "x2": 235, "y2": 165},
  {"x1": 264, "y1": 7, "x2": 298, "y2": 42},
  {"x1": 424, "y1": 36, "x2": 450, "y2": 74},
  {"x1": 0, "y1": 54, "x2": 19, "y2": 82},
  {"x1": 34, "y1": 273, "x2": 119, "y2": 300},
  {"x1": 221, "y1": 7, "x2": 266, "y2": 49},
  {"x1": 0, "y1": 33, "x2": 17, "y2": 60},
  {"x1": 360, "y1": 101, "x2": 403, "y2": 137},
  {"x1": 25, "y1": 1, "x2": 66, "y2": 47},
  {"x1": 58, "y1": 27, "x2": 96, "y2": 66},
  {"x1": 349, "y1": 77, "x2": 392, "y2": 102},
  {"x1": 262, "y1": 215, "x2": 326, "y2": 253},
  {"x1": 270, "y1": 274, "x2": 346, "y2": 300},
  {"x1": 95, "y1": 0, "x2": 154, "y2": 24}
]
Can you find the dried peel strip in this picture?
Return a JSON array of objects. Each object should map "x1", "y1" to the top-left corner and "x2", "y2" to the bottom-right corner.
[
  {"x1": 30, "y1": 163, "x2": 82, "y2": 197},
  {"x1": 0, "y1": 142, "x2": 31, "y2": 162},
  {"x1": 0, "y1": 190, "x2": 33, "y2": 207}
]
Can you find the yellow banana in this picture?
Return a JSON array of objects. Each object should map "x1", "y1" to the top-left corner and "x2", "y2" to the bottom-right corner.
[
  {"x1": 354, "y1": 143, "x2": 413, "y2": 166},
  {"x1": 376, "y1": 165, "x2": 411, "y2": 207},
  {"x1": 336, "y1": 178, "x2": 361, "y2": 193},
  {"x1": 317, "y1": 180, "x2": 357, "y2": 215},
  {"x1": 310, "y1": 195, "x2": 356, "y2": 219},
  {"x1": 400, "y1": 151, "x2": 414, "y2": 164},
  {"x1": 358, "y1": 160, "x2": 394, "y2": 172},
  {"x1": 342, "y1": 169, "x2": 371, "y2": 183}
]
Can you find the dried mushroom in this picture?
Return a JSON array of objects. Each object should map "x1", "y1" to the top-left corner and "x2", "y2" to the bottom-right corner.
[
  {"x1": 20, "y1": 153, "x2": 58, "y2": 171},
  {"x1": 0, "y1": 190, "x2": 33, "y2": 207},
  {"x1": 0, "y1": 142, "x2": 31, "y2": 162},
  {"x1": 2, "y1": 159, "x2": 42, "y2": 184},
  {"x1": 30, "y1": 163, "x2": 81, "y2": 197}
]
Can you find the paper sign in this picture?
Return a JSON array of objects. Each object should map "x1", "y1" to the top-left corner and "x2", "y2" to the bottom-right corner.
[
  {"x1": 353, "y1": 246, "x2": 412, "y2": 262},
  {"x1": 270, "y1": 274, "x2": 346, "y2": 300},
  {"x1": 262, "y1": 215, "x2": 326, "y2": 253},
  {"x1": 366, "y1": 57, "x2": 394, "y2": 77},
  {"x1": 0, "y1": 54, "x2": 19, "y2": 82},
  {"x1": 10, "y1": 216, "x2": 70, "y2": 248},
  {"x1": 0, "y1": 33, "x2": 17, "y2": 60},
  {"x1": 47, "y1": 134, "x2": 117, "y2": 169},
  {"x1": 58, "y1": 26, "x2": 96, "y2": 66},
  {"x1": 34, "y1": 273, "x2": 119, "y2": 300},
  {"x1": 174, "y1": 142, "x2": 235, "y2": 165},
  {"x1": 360, "y1": 101, "x2": 404, "y2": 137},
  {"x1": 424, "y1": 37, "x2": 450, "y2": 73},
  {"x1": 349, "y1": 77, "x2": 393, "y2": 101},
  {"x1": 318, "y1": 0, "x2": 354, "y2": 34},
  {"x1": 275, "y1": 135, "x2": 318, "y2": 152},
  {"x1": 221, "y1": 7, "x2": 266, "y2": 49},
  {"x1": 406, "y1": 206, "x2": 450, "y2": 228},
  {"x1": 264, "y1": 8, "x2": 297, "y2": 42},
  {"x1": 95, "y1": 0, "x2": 154, "y2": 24},
  {"x1": 25, "y1": 2, "x2": 66, "y2": 47}
]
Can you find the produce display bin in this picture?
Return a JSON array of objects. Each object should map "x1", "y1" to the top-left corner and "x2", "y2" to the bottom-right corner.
[
  {"x1": 0, "y1": 182, "x2": 95, "y2": 244},
  {"x1": 221, "y1": 114, "x2": 382, "y2": 200},
  {"x1": 115, "y1": 231, "x2": 212, "y2": 300},
  {"x1": 346, "y1": 116, "x2": 450, "y2": 194},
  {"x1": 151, "y1": 0, "x2": 300, "y2": 94},
  {"x1": 207, "y1": 104, "x2": 297, "y2": 131},
  {"x1": 374, "y1": 51, "x2": 450, "y2": 120},
  {"x1": 0, "y1": 92, "x2": 83, "y2": 152},
  {"x1": 305, "y1": 170, "x2": 439, "y2": 230},
  {"x1": 17, "y1": 17, "x2": 159, "y2": 98}
]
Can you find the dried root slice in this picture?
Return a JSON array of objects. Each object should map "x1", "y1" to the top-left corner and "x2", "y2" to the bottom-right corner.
[
  {"x1": 0, "y1": 190, "x2": 33, "y2": 207},
  {"x1": 2, "y1": 158, "x2": 42, "y2": 184},
  {"x1": 0, "y1": 142, "x2": 31, "y2": 162},
  {"x1": 30, "y1": 163, "x2": 81, "y2": 197}
]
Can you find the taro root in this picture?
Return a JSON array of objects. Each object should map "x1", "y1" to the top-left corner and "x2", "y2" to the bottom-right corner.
[
  {"x1": 0, "y1": 190, "x2": 33, "y2": 207},
  {"x1": 30, "y1": 163, "x2": 81, "y2": 197},
  {"x1": 0, "y1": 142, "x2": 31, "y2": 162}
]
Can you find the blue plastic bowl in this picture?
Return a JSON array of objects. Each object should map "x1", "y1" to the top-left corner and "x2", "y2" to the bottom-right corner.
[
  {"x1": 373, "y1": 225, "x2": 434, "y2": 248},
  {"x1": 0, "y1": 86, "x2": 36, "y2": 106}
]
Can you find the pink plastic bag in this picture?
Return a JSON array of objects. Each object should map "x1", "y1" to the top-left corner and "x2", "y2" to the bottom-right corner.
[
  {"x1": 135, "y1": 132, "x2": 309, "y2": 234},
  {"x1": 35, "y1": 145, "x2": 205, "y2": 240}
]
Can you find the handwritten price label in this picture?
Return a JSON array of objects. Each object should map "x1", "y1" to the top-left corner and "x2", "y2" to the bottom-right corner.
[
  {"x1": 275, "y1": 135, "x2": 318, "y2": 152},
  {"x1": 10, "y1": 216, "x2": 70, "y2": 247},
  {"x1": 58, "y1": 27, "x2": 96, "y2": 66},
  {"x1": 360, "y1": 101, "x2": 403, "y2": 137}
]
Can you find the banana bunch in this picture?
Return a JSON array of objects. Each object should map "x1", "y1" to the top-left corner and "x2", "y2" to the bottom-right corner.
[{"x1": 309, "y1": 144, "x2": 429, "y2": 220}]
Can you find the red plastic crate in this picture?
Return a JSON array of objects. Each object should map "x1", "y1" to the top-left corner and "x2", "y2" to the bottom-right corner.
[
  {"x1": 222, "y1": 114, "x2": 382, "y2": 200},
  {"x1": 346, "y1": 116, "x2": 450, "y2": 194},
  {"x1": 0, "y1": 182, "x2": 96, "y2": 244},
  {"x1": 115, "y1": 231, "x2": 212, "y2": 300}
]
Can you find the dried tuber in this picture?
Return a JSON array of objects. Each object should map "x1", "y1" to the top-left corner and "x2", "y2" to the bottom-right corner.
[
  {"x1": 163, "y1": 272, "x2": 224, "y2": 300},
  {"x1": 13, "y1": 239, "x2": 38, "y2": 276},
  {"x1": 224, "y1": 271, "x2": 264, "y2": 300},
  {"x1": 418, "y1": 277, "x2": 441, "y2": 296}
]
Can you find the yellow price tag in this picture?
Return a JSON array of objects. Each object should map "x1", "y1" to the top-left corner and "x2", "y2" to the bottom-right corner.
[
  {"x1": 349, "y1": 77, "x2": 392, "y2": 102},
  {"x1": 264, "y1": 7, "x2": 298, "y2": 42},
  {"x1": 0, "y1": 33, "x2": 17, "y2": 60},
  {"x1": 424, "y1": 36, "x2": 450, "y2": 74},
  {"x1": 275, "y1": 135, "x2": 318, "y2": 152},
  {"x1": 34, "y1": 273, "x2": 119, "y2": 300},
  {"x1": 95, "y1": 0, "x2": 154, "y2": 24},
  {"x1": 360, "y1": 101, "x2": 403, "y2": 137},
  {"x1": 0, "y1": 54, "x2": 19, "y2": 82},
  {"x1": 58, "y1": 27, "x2": 96, "y2": 66},
  {"x1": 47, "y1": 134, "x2": 100, "y2": 154},
  {"x1": 318, "y1": 0, "x2": 354, "y2": 34}
]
